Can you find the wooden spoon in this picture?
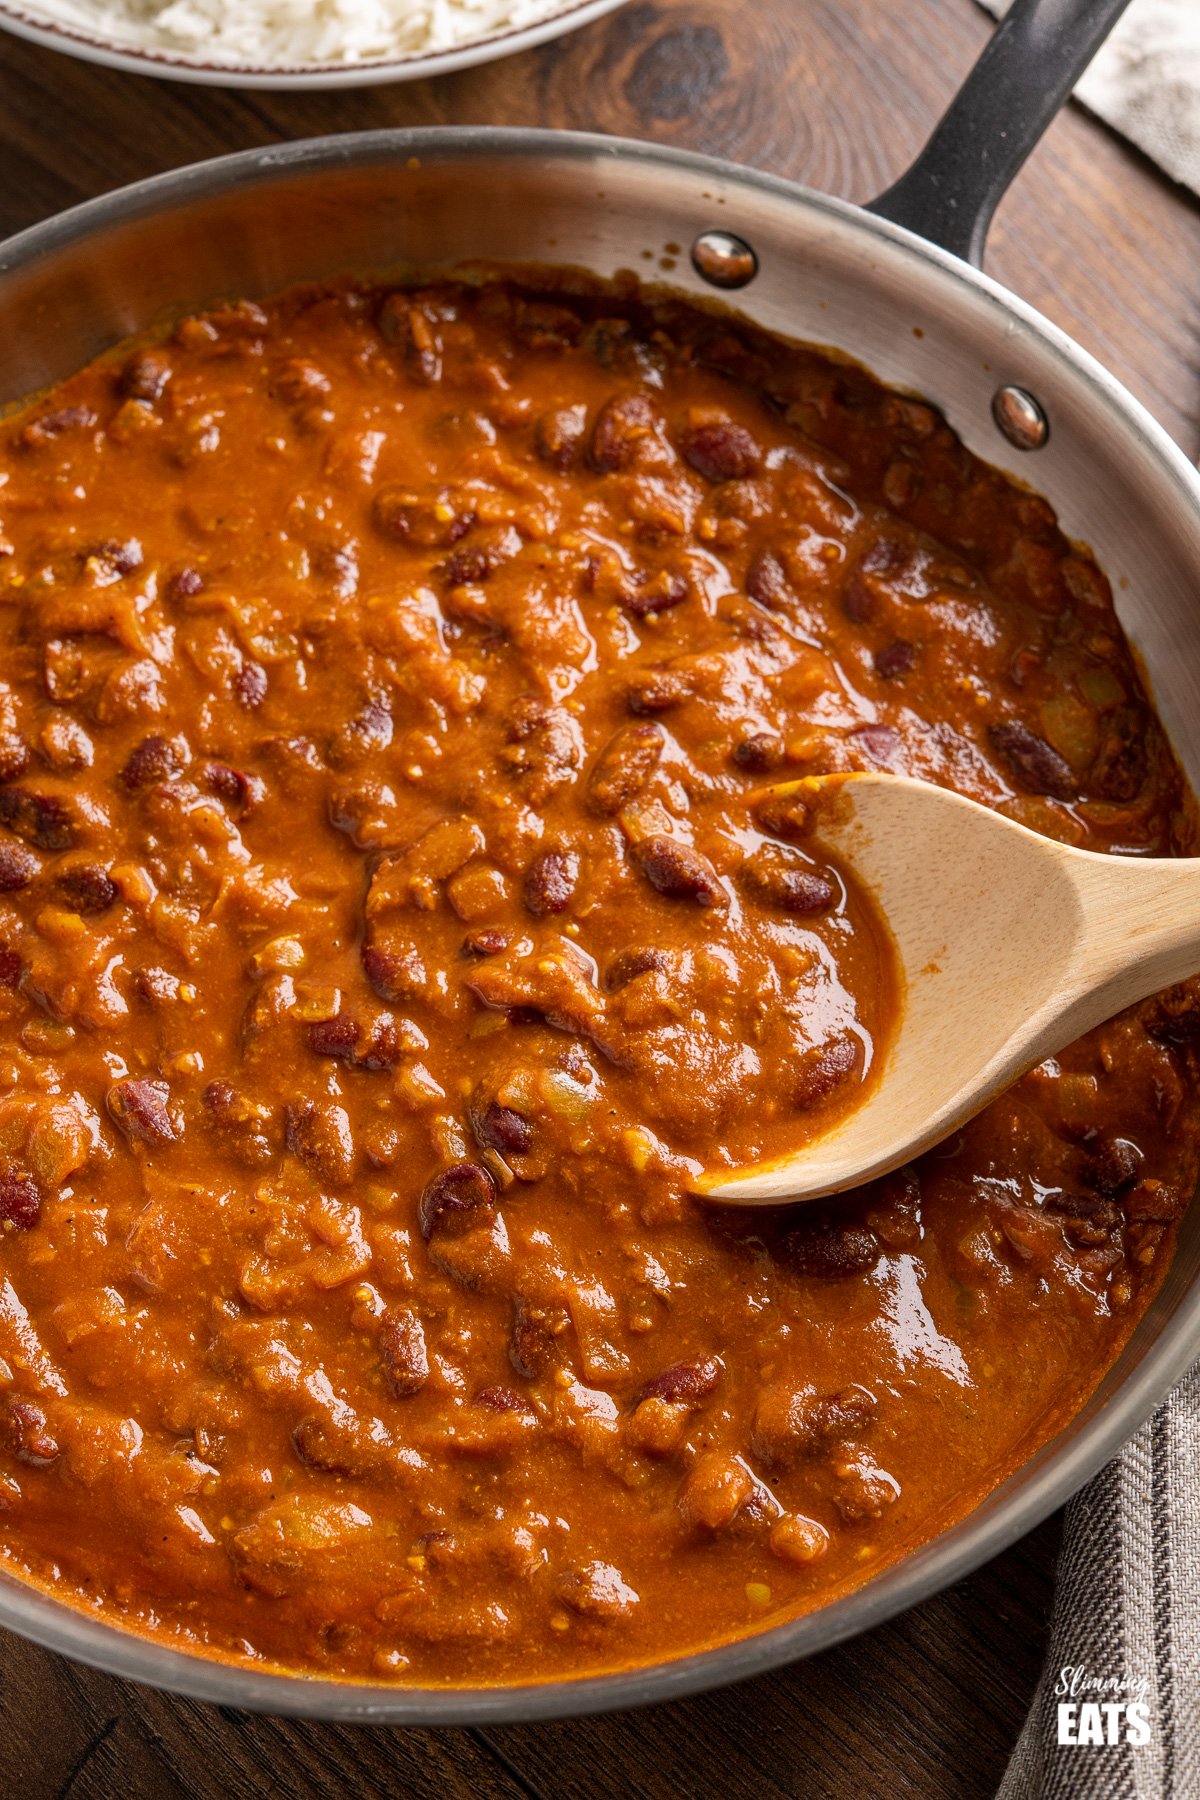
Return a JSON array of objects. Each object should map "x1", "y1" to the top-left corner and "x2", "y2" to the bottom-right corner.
[{"x1": 701, "y1": 773, "x2": 1200, "y2": 1206}]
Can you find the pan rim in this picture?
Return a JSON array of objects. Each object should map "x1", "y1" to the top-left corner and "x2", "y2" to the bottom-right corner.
[{"x1": 1, "y1": 123, "x2": 1198, "y2": 1724}]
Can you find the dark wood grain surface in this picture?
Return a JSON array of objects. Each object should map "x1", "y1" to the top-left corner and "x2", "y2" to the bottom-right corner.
[{"x1": 0, "y1": 1, "x2": 1196, "y2": 1794}]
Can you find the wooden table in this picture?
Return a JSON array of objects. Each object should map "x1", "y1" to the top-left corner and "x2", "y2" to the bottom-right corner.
[{"x1": 0, "y1": 2, "x2": 1196, "y2": 1794}]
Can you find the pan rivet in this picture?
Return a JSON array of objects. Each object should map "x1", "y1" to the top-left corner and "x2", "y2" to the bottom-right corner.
[
  {"x1": 691, "y1": 230, "x2": 758, "y2": 290},
  {"x1": 992, "y1": 385, "x2": 1049, "y2": 451}
]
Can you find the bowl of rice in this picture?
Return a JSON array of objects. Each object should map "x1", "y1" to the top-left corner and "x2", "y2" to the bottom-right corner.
[{"x1": 0, "y1": 0, "x2": 629, "y2": 85}]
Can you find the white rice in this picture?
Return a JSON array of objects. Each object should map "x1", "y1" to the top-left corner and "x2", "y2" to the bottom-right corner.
[{"x1": 16, "y1": 0, "x2": 580, "y2": 65}]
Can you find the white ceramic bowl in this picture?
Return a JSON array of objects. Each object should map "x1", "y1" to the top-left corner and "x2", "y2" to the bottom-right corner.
[{"x1": 0, "y1": 0, "x2": 627, "y2": 87}]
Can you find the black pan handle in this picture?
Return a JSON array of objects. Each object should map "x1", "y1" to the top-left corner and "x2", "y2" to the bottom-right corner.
[{"x1": 868, "y1": 0, "x2": 1133, "y2": 266}]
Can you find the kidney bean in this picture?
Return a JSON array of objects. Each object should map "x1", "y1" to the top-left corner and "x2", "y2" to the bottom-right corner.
[
  {"x1": 372, "y1": 486, "x2": 474, "y2": 548},
  {"x1": 475, "y1": 1384, "x2": 536, "y2": 1415},
  {"x1": 591, "y1": 394, "x2": 659, "y2": 472},
  {"x1": 471, "y1": 1098, "x2": 534, "y2": 1159},
  {"x1": 746, "y1": 550, "x2": 791, "y2": 610},
  {"x1": 812, "y1": 1384, "x2": 877, "y2": 1439},
  {"x1": 108, "y1": 1078, "x2": 178, "y2": 1145},
  {"x1": 202, "y1": 1080, "x2": 243, "y2": 1121},
  {"x1": 857, "y1": 529, "x2": 908, "y2": 579},
  {"x1": 989, "y1": 719, "x2": 1075, "y2": 799},
  {"x1": 587, "y1": 723, "x2": 665, "y2": 817},
  {"x1": 136, "y1": 966, "x2": 180, "y2": 1006},
  {"x1": 621, "y1": 570, "x2": 689, "y2": 618},
  {"x1": 605, "y1": 946, "x2": 670, "y2": 992},
  {"x1": 167, "y1": 567, "x2": 204, "y2": 603},
  {"x1": 308, "y1": 1016, "x2": 361, "y2": 1062},
  {"x1": 330, "y1": 698, "x2": 393, "y2": 766},
  {"x1": 680, "y1": 419, "x2": 761, "y2": 483},
  {"x1": 441, "y1": 525, "x2": 522, "y2": 591},
  {"x1": 0, "y1": 733, "x2": 30, "y2": 782},
  {"x1": 272, "y1": 359, "x2": 332, "y2": 407},
  {"x1": 834, "y1": 1454, "x2": 900, "y2": 1522},
  {"x1": 1044, "y1": 1191, "x2": 1120, "y2": 1248},
  {"x1": 626, "y1": 667, "x2": 691, "y2": 715},
  {"x1": 0, "y1": 843, "x2": 38, "y2": 892},
  {"x1": 379, "y1": 1307, "x2": 430, "y2": 1398},
  {"x1": 203, "y1": 1081, "x2": 275, "y2": 1168},
  {"x1": 462, "y1": 928, "x2": 514, "y2": 959},
  {"x1": 637, "y1": 1356, "x2": 721, "y2": 1405},
  {"x1": 234, "y1": 660, "x2": 269, "y2": 709},
  {"x1": 499, "y1": 698, "x2": 581, "y2": 801},
  {"x1": 779, "y1": 1220, "x2": 880, "y2": 1279},
  {"x1": 840, "y1": 571, "x2": 875, "y2": 623},
  {"x1": 441, "y1": 544, "x2": 492, "y2": 587},
  {"x1": 201, "y1": 763, "x2": 265, "y2": 813},
  {"x1": 850, "y1": 723, "x2": 905, "y2": 770},
  {"x1": 21, "y1": 405, "x2": 96, "y2": 447},
  {"x1": 523, "y1": 847, "x2": 579, "y2": 917},
  {"x1": 0, "y1": 788, "x2": 76, "y2": 851},
  {"x1": 632, "y1": 836, "x2": 724, "y2": 905},
  {"x1": 378, "y1": 294, "x2": 442, "y2": 384},
  {"x1": 53, "y1": 864, "x2": 118, "y2": 915},
  {"x1": 732, "y1": 733, "x2": 784, "y2": 773},
  {"x1": 1082, "y1": 1137, "x2": 1142, "y2": 1197},
  {"x1": 285, "y1": 1101, "x2": 355, "y2": 1185},
  {"x1": 91, "y1": 538, "x2": 143, "y2": 578},
  {"x1": 0, "y1": 948, "x2": 22, "y2": 988},
  {"x1": 556, "y1": 1560, "x2": 639, "y2": 1619},
  {"x1": 362, "y1": 943, "x2": 427, "y2": 1004},
  {"x1": 417, "y1": 1161, "x2": 497, "y2": 1241},
  {"x1": 119, "y1": 347, "x2": 173, "y2": 403},
  {"x1": 739, "y1": 847, "x2": 834, "y2": 915},
  {"x1": 793, "y1": 1038, "x2": 859, "y2": 1108},
  {"x1": 41, "y1": 719, "x2": 93, "y2": 773},
  {"x1": 0, "y1": 1171, "x2": 40, "y2": 1231},
  {"x1": 1, "y1": 1398, "x2": 59, "y2": 1467},
  {"x1": 121, "y1": 734, "x2": 186, "y2": 792},
  {"x1": 1147, "y1": 993, "x2": 1200, "y2": 1045},
  {"x1": 290, "y1": 1415, "x2": 361, "y2": 1477},
  {"x1": 1090, "y1": 705, "x2": 1147, "y2": 802},
  {"x1": 535, "y1": 405, "x2": 588, "y2": 471},
  {"x1": 752, "y1": 1381, "x2": 877, "y2": 1469},
  {"x1": 874, "y1": 639, "x2": 917, "y2": 680}
]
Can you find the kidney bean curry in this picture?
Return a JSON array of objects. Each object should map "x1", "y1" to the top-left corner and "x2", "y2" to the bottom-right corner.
[{"x1": 0, "y1": 271, "x2": 1196, "y2": 1689}]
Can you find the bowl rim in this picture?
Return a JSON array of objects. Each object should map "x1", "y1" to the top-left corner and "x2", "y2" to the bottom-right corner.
[
  {"x1": 1, "y1": 123, "x2": 1199, "y2": 1723},
  {"x1": 0, "y1": 0, "x2": 628, "y2": 87}
]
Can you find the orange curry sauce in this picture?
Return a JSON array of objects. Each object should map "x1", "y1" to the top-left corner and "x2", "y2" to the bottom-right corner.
[{"x1": 0, "y1": 276, "x2": 1196, "y2": 1685}]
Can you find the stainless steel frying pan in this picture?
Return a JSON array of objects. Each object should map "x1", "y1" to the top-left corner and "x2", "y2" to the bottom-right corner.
[{"x1": 1, "y1": 0, "x2": 1197, "y2": 1724}]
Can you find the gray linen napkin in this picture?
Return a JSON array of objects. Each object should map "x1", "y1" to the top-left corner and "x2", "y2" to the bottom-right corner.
[
  {"x1": 979, "y1": 0, "x2": 1200, "y2": 197},
  {"x1": 999, "y1": 1361, "x2": 1200, "y2": 1798}
]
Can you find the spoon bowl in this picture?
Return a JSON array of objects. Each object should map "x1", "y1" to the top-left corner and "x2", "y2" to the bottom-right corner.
[{"x1": 702, "y1": 774, "x2": 1200, "y2": 1205}]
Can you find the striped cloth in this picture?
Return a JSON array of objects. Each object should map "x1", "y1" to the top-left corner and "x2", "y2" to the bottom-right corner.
[{"x1": 999, "y1": 1362, "x2": 1200, "y2": 1797}]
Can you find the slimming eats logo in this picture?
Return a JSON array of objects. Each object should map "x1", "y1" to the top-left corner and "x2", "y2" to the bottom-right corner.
[{"x1": 1055, "y1": 1666, "x2": 1152, "y2": 1747}]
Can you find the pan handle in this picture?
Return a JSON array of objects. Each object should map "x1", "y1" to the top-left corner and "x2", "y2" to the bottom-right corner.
[{"x1": 868, "y1": 0, "x2": 1132, "y2": 266}]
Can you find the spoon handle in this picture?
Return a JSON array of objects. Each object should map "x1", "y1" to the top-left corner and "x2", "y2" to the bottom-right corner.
[{"x1": 1069, "y1": 850, "x2": 1200, "y2": 1019}]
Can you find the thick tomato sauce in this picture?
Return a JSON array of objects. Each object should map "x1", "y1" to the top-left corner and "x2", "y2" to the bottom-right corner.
[{"x1": 0, "y1": 276, "x2": 1195, "y2": 1684}]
